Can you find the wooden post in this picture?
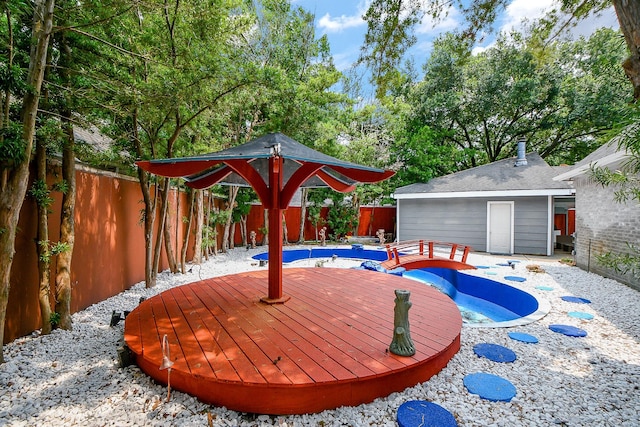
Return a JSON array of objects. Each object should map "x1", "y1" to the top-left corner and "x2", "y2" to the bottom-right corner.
[
  {"x1": 449, "y1": 243, "x2": 458, "y2": 260},
  {"x1": 262, "y1": 155, "x2": 290, "y2": 304}
]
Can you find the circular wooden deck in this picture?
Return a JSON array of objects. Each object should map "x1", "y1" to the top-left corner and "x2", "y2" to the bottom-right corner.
[{"x1": 123, "y1": 268, "x2": 462, "y2": 415}]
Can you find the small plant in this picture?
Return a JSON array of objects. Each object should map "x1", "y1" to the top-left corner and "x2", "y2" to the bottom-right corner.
[
  {"x1": 52, "y1": 179, "x2": 69, "y2": 195},
  {"x1": 596, "y1": 242, "x2": 640, "y2": 276},
  {"x1": 37, "y1": 240, "x2": 71, "y2": 262},
  {"x1": 49, "y1": 312, "x2": 61, "y2": 327},
  {"x1": 29, "y1": 179, "x2": 54, "y2": 208}
]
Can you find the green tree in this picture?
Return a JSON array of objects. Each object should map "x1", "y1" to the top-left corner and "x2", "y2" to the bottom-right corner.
[
  {"x1": 405, "y1": 30, "x2": 629, "y2": 168},
  {"x1": 361, "y1": 0, "x2": 640, "y2": 102},
  {"x1": 326, "y1": 191, "x2": 359, "y2": 241},
  {"x1": 0, "y1": 0, "x2": 56, "y2": 364},
  {"x1": 90, "y1": 0, "x2": 254, "y2": 286}
]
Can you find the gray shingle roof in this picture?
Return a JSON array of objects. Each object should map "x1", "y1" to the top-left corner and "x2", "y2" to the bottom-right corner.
[
  {"x1": 553, "y1": 123, "x2": 637, "y2": 181},
  {"x1": 395, "y1": 152, "x2": 573, "y2": 195}
]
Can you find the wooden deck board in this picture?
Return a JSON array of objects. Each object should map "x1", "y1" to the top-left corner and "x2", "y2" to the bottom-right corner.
[{"x1": 124, "y1": 268, "x2": 462, "y2": 415}]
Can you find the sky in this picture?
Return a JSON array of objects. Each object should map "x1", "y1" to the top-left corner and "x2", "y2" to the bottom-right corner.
[{"x1": 291, "y1": 0, "x2": 620, "y2": 78}]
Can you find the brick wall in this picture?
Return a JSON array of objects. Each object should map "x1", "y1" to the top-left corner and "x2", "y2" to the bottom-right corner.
[{"x1": 574, "y1": 176, "x2": 639, "y2": 290}]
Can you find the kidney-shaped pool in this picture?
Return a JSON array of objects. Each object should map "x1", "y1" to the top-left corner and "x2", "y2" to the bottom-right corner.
[{"x1": 253, "y1": 247, "x2": 550, "y2": 327}]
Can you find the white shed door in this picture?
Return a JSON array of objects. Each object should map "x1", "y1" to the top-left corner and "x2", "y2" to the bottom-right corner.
[{"x1": 487, "y1": 202, "x2": 513, "y2": 254}]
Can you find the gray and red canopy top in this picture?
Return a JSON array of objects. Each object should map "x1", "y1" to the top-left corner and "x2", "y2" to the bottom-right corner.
[{"x1": 137, "y1": 133, "x2": 394, "y2": 302}]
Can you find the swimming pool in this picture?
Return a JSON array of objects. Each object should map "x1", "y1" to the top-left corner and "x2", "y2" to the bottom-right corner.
[
  {"x1": 252, "y1": 246, "x2": 389, "y2": 263},
  {"x1": 252, "y1": 247, "x2": 549, "y2": 327},
  {"x1": 401, "y1": 268, "x2": 549, "y2": 327}
]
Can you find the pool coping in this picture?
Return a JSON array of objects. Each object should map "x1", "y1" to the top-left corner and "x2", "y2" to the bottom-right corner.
[{"x1": 457, "y1": 270, "x2": 551, "y2": 328}]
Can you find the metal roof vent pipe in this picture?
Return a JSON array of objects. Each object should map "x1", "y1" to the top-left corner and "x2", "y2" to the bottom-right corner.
[{"x1": 514, "y1": 137, "x2": 528, "y2": 167}]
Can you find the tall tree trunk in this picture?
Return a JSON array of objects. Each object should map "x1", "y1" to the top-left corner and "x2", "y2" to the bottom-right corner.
[
  {"x1": 152, "y1": 178, "x2": 171, "y2": 279},
  {"x1": 1, "y1": 5, "x2": 13, "y2": 126},
  {"x1": 163, "y1": 219, "x2": 177, "y2": 273},
  {"x1": 35, "y1": 137, "x2": 51, "y2": 335},
  {"x1": 222, "y1": 186, "x2": 239, "y2": 252},
  {"x1": 240, "y1": 216, "x2": 248, "y2": 247},
  {"x1": 193, "y1": 189, "x2": 203, "y2": 264},
  {"x1": 55, "y1": 109, "x2": 76, "y2": 331},
  {"x1": 282, "y1": 212, "x2": 289, "y2": 245},
  {"x1": 140, "y1": 184, "x2": 156, "y2": 286},
  {"x1": 0, "y1": 0, "x2": 55, "y2": 364},
  {"x1": 203, "y1": 190, "x2": 210, "y2": 260},
  {"x1": 262, "y1": 209, "x2": 269, "y2": 245},
  {"x1": 613, "y1": 0, "x2": 640, "y2": 101},
  {"x1": 54, "y1": 33, "x2": 76, "y2": 331},
  {"x1": 297, "y1": 188, "x2": 307, "y2": 243},
  {"x1": 181, "y1": 190, "x2": 195, "y2": 273},
  {"x1": 162, "y1": 181, "x2": 177, "y2": 274},
  {"x1": 230, "y1": 222, "x2": 237, "y2": 250}
]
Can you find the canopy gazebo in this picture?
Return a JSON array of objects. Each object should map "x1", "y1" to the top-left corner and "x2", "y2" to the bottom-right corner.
[{"x1": 136, "y1": 132, "x2": 394, "y2": 302}]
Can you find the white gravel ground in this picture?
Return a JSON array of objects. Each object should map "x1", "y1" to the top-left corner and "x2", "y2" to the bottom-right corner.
[{"x1": 1, "y1": 246, "x2": 639, "y2": 426}]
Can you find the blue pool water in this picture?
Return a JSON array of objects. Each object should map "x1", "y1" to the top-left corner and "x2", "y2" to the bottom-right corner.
[
  {"x1": 252, "y1": 247, "x2": 543, "y2": 325},
  {"x1": 402, "y1": 269, "x2": 539, "y2": 324},
  {"x1": 252, "y1": 247, "x2": 389, "y2": 263}
]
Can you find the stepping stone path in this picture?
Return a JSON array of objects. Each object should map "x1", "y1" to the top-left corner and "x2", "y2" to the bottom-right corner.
[
  {"x1": 473, "y1": 343, "x2": 517, "y2": 363},
  {"x1": 561, "y1": 296, "x2": 591, "y2": 304},
  {"x1": 463, "y1": 373, "x2": 517, "y2": 402},
  {"x1": 455, "y1": 277, "x2": 596, "y2": 410},
  {"x1": 549, "y1": 324, "x2": 588, "y2": 337},
  {"x1": 397, "y1": 400, "x2": 458, "y2": 427},
  {"x1": 508, "y1": 332, "x2": 539, "y2": 344},
  {"x1": 568, "y1": 311, "x2": 594, "y2": 320}
]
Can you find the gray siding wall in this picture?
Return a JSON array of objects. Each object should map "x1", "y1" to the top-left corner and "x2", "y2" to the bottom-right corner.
[
  {"x1": 398, "y1": 196, "x2": 550, "y2": 255},
  {"x1": 574, "y1": 176, "x2": 639, "y2": 290},
  {"x1": 514, "y1": 197, "x2": 549, "y2": 255}
]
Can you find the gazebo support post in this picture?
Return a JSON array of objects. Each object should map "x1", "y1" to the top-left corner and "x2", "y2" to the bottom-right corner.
[{"x1": 261, "y1": 155, "x2": 290, "y2": 304}]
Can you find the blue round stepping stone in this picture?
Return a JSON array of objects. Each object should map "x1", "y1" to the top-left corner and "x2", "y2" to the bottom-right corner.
[
  {"x1": 504, "y1": 276, "x2": 526, "y2": 282},
  {"x1": 397, "y1": 400, "x2": 458, "y2": 427},
  {"x1": 475, "y1": 265, "x2": 490, "y2": 269},
  {"x1": 568, "y1": 311, "x2": 594, "y2": 320},
  {"x1": 561, "y1": 296, "x2": 591, "y2": 304},
  {"x1": 549, "y1": 324, "x2": 587, "y2": 337},
  {"x1": 536, "y1": 286, "x2": 554, "y2": 291},
  {"x1": 473, "y1": 343, "x2": 517, "y2": 363},
  {"x1": 485, "y1": 271, "x2": 497, "y2": 275},
  {"x1": 508, "y1": 332, "x2": 539, "y2": 343},
  {"x1": 463, "y1": 373, "x2": 516, "y2": 402}
]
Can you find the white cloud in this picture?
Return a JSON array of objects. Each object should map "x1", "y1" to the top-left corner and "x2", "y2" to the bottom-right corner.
[
  {"x1": 416, "y1": 5, "x2": 460, "y2": 35},
  {"x1": 500, "y1": 0, "x2": 554, "y2": 34},
  {"x1": 318, "y1": 12, "x2": 365, "y2": 33},
  {"x1": 500, "y1": 0, "x2": 619, "y2": 39}
]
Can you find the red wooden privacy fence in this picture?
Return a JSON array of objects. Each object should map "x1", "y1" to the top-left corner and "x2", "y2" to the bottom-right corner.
[{"x1": 5, "y1": 163, "x2": 394, "y2": 343}]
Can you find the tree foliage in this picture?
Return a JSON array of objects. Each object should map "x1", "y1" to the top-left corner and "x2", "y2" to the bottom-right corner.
[
  {"x1": 361, "y1": 0, "x2": 640, "y2": 103},
  {"x1": 391, "y1": 29, "x2": 630, "y2": 176}
]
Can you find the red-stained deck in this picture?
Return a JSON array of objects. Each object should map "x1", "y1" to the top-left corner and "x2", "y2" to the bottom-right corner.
[{"x1": 124, "y1": 268, "x2": 462, "y2": 415}]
